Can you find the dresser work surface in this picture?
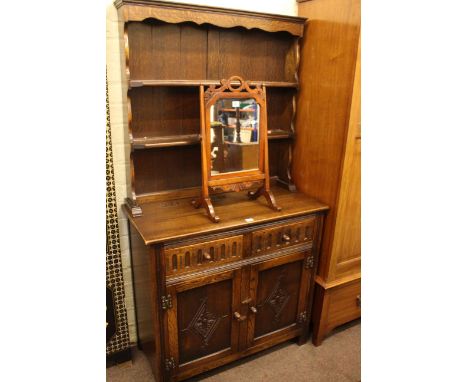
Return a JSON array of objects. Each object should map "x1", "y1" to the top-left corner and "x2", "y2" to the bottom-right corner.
[{"x1": 125, "y1": 186, "x2": 329, "y2": 245}]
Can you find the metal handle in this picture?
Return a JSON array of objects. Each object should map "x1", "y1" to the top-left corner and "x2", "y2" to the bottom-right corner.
[
  {"x1": 250, "y1": 306, "x2": 257, "y2": 314},
  {"x1": 203, "y1": 252, "x2": 211, "y2": 260},
  {"x1": 356, "y1": 295, "x2": 361, "y2": 307},
  {"x1": 282, "y1": 234, "x2": 291, "y2": 242},
  {"x1": 241, "y1": 297, "x2": 252, "y2": 305},
  {"x1": 234, "y1": 311, "x2": 246, "y2": 321}
]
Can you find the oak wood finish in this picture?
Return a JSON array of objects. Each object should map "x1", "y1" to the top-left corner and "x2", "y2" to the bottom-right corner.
[
  {"x1": 164, "y1": 235, "x2": 243, "y2": 277},
  {"x1": 127, "y1": 203, "x2": 326, "y2": 381},
  {"x1": 293, "y1": 0, "x2": 361, "y2": 345},
  {"x1": 195, "y1": 77, "x2": 280, "y2": 222},
  {"x1": 312, "y1": 277, "x2": 361, "y2": 346},
  {"x1": 117, "y1": 2, "x2": 330, "y2": 380},
  {"x1": 125, "y1": 186, "x2": 327, "y2": 246},
  {"x1": 115, "y1": 0, "x2": 307, "y2": 37},
  {"x1": 129, "y1": 79, "x2": 299, "y2": 89},
  {"x1": 123, "y1": 9, "x2": 303, "y2": 214}
]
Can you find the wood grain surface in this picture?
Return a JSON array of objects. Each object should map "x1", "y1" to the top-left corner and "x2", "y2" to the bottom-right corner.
[
  {"x1": 116, "y1": 0, "x2": 306, "y2": 36},
  {"x1": 124, "y1": 186, "x2": 328, "y2": 245}
]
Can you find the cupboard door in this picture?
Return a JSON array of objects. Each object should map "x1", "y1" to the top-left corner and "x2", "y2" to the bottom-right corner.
[
  {"x1": 247, "y1": 251, "x2": 314, "y2": 348},
  {"x1": 164, "y1": 269, "x2": 241, "y2": 380}
]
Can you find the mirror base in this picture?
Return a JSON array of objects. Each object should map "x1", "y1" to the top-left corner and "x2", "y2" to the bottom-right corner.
[
  {"x1": 247, "y1": 186, "x2": 282, "y2": 212},
  {"x1": 192, "y1": 197, "x2": 220, "y2": 223}
]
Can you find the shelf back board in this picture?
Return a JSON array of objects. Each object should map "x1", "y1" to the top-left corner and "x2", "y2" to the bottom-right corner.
[{"x1": 126, "y1": 20, "x2": 298, "y2": 83}]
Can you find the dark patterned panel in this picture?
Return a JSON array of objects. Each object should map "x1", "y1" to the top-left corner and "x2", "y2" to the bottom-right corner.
[
  {"x1": 254, "y1": 261, "x2": 302, "y2": 338},
  {"x1": 177, "y1": 279, "x2": 232, "y2": 364},
  {"x1": 106, "y1": 71, "x2": 131, "y2": 357}
]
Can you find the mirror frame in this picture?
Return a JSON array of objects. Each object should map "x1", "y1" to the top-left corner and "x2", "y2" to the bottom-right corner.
[{"x1": 193, "y1": 76, "x2": 281, "y2": 223}]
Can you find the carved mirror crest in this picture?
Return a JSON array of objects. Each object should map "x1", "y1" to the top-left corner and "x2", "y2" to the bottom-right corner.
[{"x1": 193, "y1": 76, "x2": 281, "y2": 222}]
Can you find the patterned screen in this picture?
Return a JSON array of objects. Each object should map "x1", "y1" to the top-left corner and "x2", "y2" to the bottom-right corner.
[{"x1": 106, "y1": 71, "x2": 130, "y2": 356}]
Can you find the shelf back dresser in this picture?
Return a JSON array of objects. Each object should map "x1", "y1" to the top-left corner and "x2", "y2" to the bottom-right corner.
[{"x1": 114, "y1": 1, "x2": 331, "y2": 380}]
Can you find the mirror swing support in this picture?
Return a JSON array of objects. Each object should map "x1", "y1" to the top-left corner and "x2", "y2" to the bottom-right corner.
[{"x1": 192, "y1": 76, "x2": 281, "y2": 223}]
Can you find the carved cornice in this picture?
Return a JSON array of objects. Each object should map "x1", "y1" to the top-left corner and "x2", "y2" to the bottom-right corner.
[
  {"x1": 204, "y1": 76, "x2": 265, "y2": 104},
  {"x1": 114, "y1": 0, "x2": 306, "y2": 37},
  {"x1": 210, "y1": 180, "x2": 263, "y2": 193}
]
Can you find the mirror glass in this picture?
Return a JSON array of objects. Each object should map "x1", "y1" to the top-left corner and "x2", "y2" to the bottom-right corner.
[{"x1": 209, "y1": 98, "x2": 260, "y2": 175}]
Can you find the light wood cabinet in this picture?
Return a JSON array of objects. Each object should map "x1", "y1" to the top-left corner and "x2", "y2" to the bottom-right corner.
[{"x1": 294, "y1": 0, "x2": 361, "y2": 345}]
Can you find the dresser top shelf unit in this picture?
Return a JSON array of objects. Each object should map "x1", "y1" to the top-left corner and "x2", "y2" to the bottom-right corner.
[
  {"x1": 115, "y1": 0, "x2": 307, "y2": 36},
  {"x1": 125, "y1": 186, "x2": 328, "y2": 245},
  {"x1": 122, "y1": 0, "x2": 304, "y2": 214}
]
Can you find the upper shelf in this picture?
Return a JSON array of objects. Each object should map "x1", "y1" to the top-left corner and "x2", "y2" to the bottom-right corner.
[
  {"x1": 129, "y1": 80, "x2": 299, "y2": 89},
  {"x1": 132, "y1": 134, "x2": 201, "y2": 149},
  {"x1": 132, "y1": 130, "x2": 293, "y2": 149},
  {"x1": 114, "y1": 0, "x2": 307, "y2": 37}
]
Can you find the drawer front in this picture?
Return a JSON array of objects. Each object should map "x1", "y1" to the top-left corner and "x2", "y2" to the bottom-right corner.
[
  {"x1": 327, "y1": 279, "x2": 361, "y2": 328},
  {"x1": 165, "y1": 235, "x2": 243, "y2": 276},
  {"x1": 251, "y1": 218, "x2": 316, "y2": 256}
]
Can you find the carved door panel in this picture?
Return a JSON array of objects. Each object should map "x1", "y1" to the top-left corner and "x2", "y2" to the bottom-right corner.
[
  {"x1": 246, "y1": 251, "x2": 314, "y2": 348},
  {"x1": 164, "y1": 269, "x2": 241, "y2": 380}
]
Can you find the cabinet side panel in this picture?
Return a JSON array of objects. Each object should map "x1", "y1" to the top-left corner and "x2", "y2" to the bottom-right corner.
[
  {"x1": 129, "y1": 224, "x2": 160, "y2": 378},
  {"x1": 293, "y1": 0, "x2": 360, "y2": 279}
]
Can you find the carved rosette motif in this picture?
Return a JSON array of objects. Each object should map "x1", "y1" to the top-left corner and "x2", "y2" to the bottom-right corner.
[
  {"x1": 258, "y1": 273, "x2": 291, "y2": 322},
  {"x1": 182, "y1": 297, "x2": 228, "y2": 347}
]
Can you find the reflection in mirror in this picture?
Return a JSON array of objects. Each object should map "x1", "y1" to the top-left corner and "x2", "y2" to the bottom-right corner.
[{"x1": 210, "y1": 98, "x2": 260, "y2": 175}]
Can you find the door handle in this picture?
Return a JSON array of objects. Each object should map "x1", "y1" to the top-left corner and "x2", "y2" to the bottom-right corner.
[
  {"x1": 203, "y1": 252, "x2": 211, "y2": 260},
  {"x1": 234, "y1": 311, "x2": 246, "y2": 321}
]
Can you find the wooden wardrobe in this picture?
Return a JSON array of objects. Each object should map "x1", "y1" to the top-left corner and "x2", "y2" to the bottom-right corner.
[{"x1": 293, "y1": 0, "x2": 361, "y2": 345}]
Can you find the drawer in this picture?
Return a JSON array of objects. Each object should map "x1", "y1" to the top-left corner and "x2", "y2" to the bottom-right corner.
[
  {"x1": 165, "y1": 235, "x2": 243, "y2": 277},
  {"x1": 251, "y1": 217, "x2": 316, "y2": 256},
  {"x1": 327, "y1": 279, "x2": 361, "y2": 328}
]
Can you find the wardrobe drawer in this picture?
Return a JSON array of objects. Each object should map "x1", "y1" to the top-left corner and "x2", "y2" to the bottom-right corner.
[
  {"x1": 250, "y1": 218, "x2": 316, "y2": 256},
  {"x1": 327, "y1": 279, "x2": 361, "y2": 328},
  {"x1": 164, "y1": 235, "x2": 243, "y2": 276}
]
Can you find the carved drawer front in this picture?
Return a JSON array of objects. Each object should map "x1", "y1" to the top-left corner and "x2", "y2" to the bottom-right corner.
[
  {"x1": 251, "y1": 218, "x2": 316, "y2": 256},
  {"x1": 165, "y1": 235, "x2": 243, "y2": 276}
]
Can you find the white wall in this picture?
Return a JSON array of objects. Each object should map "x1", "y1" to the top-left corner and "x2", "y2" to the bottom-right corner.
[
  {"x1": 162, "y1": 0, "x2": 297, "y2": 16},
  {"x1": 106, "y1": 0, "x2": 298, "y2": 344}
]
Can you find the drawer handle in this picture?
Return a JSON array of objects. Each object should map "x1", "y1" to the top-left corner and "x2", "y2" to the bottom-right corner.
[
  {"x1": 203, "y1": 252, "x2": 212, "y2": 261},
  {"x1": 250, "y1": 306, "x2": 257, "y2": 314},
  {"x1": 234, "y1": 312, "x2": 246, "y2": 321},
  {"x1": 356, "y1": 294, "x2": 361, "y2": 307},
  {"x1": 282, "y1": 234, "x2": 291, "y2": 242}
]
